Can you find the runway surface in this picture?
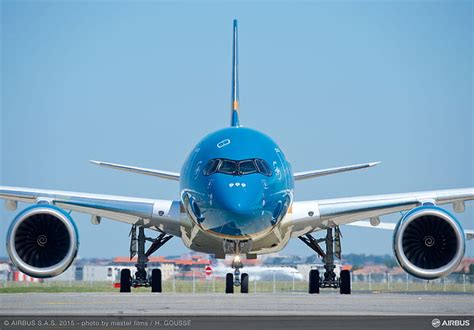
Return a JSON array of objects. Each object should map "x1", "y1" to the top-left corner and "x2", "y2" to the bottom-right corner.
[{"x1": 1, "y1": 292, "x2": 473, "y2": 316}]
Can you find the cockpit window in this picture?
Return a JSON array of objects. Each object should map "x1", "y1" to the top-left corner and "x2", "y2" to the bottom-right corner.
[
  {"x1": 239, "y1": 160, "x2": 257, "y2": 175},
  {"x1": 255, "y1": 159, "x2": 272, "y2": 176},
  {"x1": 203, "y1": 159, "x2": 220, "y2": 175},
  {"x1": 203, "y1": 158, "x2": 272, "y2": 176},
  {"x1": 218, "y1": 159, "x2": 238, "y2": 175}
]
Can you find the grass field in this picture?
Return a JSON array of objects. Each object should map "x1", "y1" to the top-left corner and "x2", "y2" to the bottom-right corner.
[{"x1": 1, "y1": 278, "x2": 473, "y2": 294}]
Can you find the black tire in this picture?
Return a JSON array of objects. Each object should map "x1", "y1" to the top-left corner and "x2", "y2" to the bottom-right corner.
[
  {"x1": 225, "y1": 273, "x2": 234, "y2": 294},
  {"x1": 340, "y1": 269, "x2": 351, "y2": 295},
  {"x1": 309, "y1": 269, "x2": 320, "y2": 294},
  {"x1": 241, "y1": 273, "x2": 249, "y2": 294},
  {"x1": 151, "y1": 269, "x2": 162, "y2": 293},
  {"x1": 120, "y1": 269, "x2": 131, "y2": 293}
]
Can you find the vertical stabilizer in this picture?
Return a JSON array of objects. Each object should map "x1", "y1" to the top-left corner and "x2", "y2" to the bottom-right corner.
[{"x1": 231, "y1": 19, "x2": 240, "y2": 127}]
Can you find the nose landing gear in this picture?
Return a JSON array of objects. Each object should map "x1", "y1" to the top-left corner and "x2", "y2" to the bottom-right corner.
[
  {"x1": 232, "y1": 255, "x2": 243, "y2": 286},
  {"x1": 225, "y1": 255, "x2": 249, "y2": 294},
  {"x1": 223, "y1": 240, "x2": 251, "y2": 294}
]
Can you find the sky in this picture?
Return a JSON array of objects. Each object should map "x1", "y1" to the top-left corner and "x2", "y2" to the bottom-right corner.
[{"x1": 0, "y1": 0, "x2": 472, "y2": 259}]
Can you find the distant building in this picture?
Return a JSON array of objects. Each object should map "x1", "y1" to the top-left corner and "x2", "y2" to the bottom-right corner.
[
  {"x1": 456, "y1": 258, "x2": 474, "y2": 273},
  {"x1": 112, "y1": 256, "x2": 176, "y2": 280},
  {"x1": 12, "y1": 272, "x2": 43, "y2": 282},
  {"x1": 111, "y1": 255, "x2": 211, "y2": 280},
  {"x1": 0, "y1": 263, "x2": 11, "y2": 281},
  {"x1": 352, "y1": 265, "x2": 390, "y2": 276}
]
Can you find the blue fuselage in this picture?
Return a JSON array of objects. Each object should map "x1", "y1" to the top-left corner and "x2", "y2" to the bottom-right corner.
[{"x1": 180, "y1": 127, "x2": 294, "y2": 239}]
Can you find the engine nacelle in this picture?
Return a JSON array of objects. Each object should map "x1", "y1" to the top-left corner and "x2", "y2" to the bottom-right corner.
[
  {"x1": 6, "y1": 205, "x2": 79, "y2": 278},
  {"x1": 393, "y1": 205, "x2": 465, "y2": 279}
]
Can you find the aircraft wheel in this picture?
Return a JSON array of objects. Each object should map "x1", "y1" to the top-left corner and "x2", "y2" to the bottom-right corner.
[
  {"x1": 241, "y1": 273, "x2": 249, "y2": 294},
  {"x1": 225, "y1": 273, "x2": 234, "y2": 294},
  {"x1": 340, "y1": 269, "x2": 351, "y2": 295},
  {"x1": 309, "y1": 269, "x2": 320, "y2": 294},
  {"x1": 120, "y1": 269, "x2": 131, "y2": 293},
  {"x1": 151, "y1": 269, "x2": 162, "y2": 293}
]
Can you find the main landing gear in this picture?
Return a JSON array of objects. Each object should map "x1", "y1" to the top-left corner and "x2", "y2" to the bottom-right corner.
[
  {"x1": 299, "y1": 227, "x2": 351, "y2": 295},
  {"x1": 225, "y1": 255, "x2": 249, "y2": 294},
  {"x1": 120, "y1": 225, "x2": 172, "y2": 293}
]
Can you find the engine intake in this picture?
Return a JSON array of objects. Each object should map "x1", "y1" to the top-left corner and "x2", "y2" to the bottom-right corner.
[
  {"x1": 393, "y1": 205, "x2": 465, "y2": 279},
  {"x1": 6, "y1": 205, "x2": 79, "y2": 278}
]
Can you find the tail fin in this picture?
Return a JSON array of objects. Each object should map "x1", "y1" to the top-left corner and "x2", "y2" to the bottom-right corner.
[{"x1": 231, "y1": 19, "x2": 240, "y2": 127}]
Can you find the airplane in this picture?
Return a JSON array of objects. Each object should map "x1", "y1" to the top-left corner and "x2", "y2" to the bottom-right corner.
[{"x1": 2, "y1": 19, "x2": 473, "y2": 295}]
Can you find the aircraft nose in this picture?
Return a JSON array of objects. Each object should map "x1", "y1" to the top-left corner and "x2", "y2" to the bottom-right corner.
[
  {"x1": 213, "y1": 179, "x2": 264, "y2": 216},
  {"x1": 199, "y1": 175, "x2": 288, "y2": 237}
]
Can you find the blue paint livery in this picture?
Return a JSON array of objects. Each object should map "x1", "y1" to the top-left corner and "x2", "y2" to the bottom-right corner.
[
  {"x1": 180, "y1": 127, "x2": 294, "y2": 238},
  {"x1": 178, "y1": 20, "x2": 294, "y2": 239},
  {"x1": 231, "y1": 19, "x2": 240, "y2": 127}
]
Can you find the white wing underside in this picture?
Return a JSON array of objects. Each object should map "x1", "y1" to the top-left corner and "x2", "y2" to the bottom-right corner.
[
  {"x1": 347, "y1": 220, "x2": 474, "y2": 240},
  {"x1": 284, "y1": 188, "x2": 474, "y2": 239},
  {"x1": 1, "y1": 186, "x2": 473, "y2": 243},
  {"x1": 0, "y1": 186, "x2": 182, "y2": 236}
]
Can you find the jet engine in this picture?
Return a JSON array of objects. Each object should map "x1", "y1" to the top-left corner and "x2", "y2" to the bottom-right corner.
[
  {"x1": 6, "y1": 204, "x2": 79, "y2": 278},
  {"x1": 393, "y1": 205, "x2": 465, "y2": 279}
]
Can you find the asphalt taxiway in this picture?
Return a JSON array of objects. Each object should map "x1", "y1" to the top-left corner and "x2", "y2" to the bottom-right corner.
[{"x1": 1, "y1": 292, "x2": 473, "y2": 316}]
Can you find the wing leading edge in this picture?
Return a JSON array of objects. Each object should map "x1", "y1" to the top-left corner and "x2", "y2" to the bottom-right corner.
[
  {"x1": 89, "y1": 160, "x2": 180, "y2": 181},
  {"x1": 284, "y1": 188, "x2": 474, "y2": 238},
  {"x1": 347, "y1": 220, "x2": 474, "y2": 241},
  {"x1": 294, "y1": 161, "x2": 381, "y2": 181},
  {"x1": 0, "y1": 186, "x2": 182, "y2": 236}
]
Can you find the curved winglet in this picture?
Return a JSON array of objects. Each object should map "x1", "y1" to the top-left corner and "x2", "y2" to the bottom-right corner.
[
  {"x1": 89, "y1": 160, "x2": 180, "y2": 181},
  {"x1": 294, "y1": 161, "x2": 381, "y2": 181}
]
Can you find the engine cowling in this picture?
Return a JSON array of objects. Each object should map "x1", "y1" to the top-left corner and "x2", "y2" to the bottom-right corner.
[
  {"x1": 393, "y1": 205, "x2": 465, "y2": 279},
  {"x1": 6, "y1": 205, "x2": 79, "y2": 278}
]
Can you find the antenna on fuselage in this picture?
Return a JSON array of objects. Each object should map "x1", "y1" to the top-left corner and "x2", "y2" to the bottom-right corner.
[{"x1": 231, "y1": 19, "x2": 240, "y2": 127}]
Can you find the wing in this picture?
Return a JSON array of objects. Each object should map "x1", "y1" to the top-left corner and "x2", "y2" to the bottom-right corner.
[
  {"x1": 346, "y1": 220, "x2": 474, "y2": 241},
  {"x1": 0, "y1": 186, "x2": 182, "y2": 236},
  {"x1": 89, "y1": 160, "x2": 180, "y2": 181},
  {"x1": 294, "y1": 161, "x2": 380, "y2": 181},
  {"x1": 283, "y1": 188, "x2": 474, "y2": 238}
]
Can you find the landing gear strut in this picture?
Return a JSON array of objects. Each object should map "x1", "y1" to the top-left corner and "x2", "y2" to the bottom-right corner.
[
  {"x1": 120, "y1": 224, "x2": 172, "y2": 293},
  {"x1": 299, "y1": 227, "x2": 351, "y2": 295},
  {"x1": 223, "y1": 239, "x2": 251, "y2": 294},
  {"x1": 225, "y1": 255, "x2": 249, "y2": 294}
]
